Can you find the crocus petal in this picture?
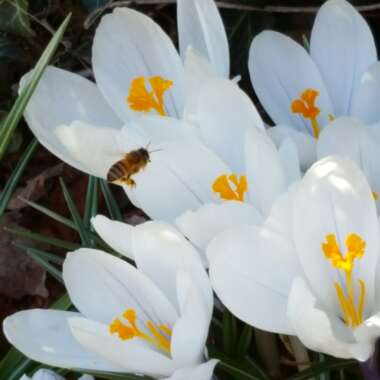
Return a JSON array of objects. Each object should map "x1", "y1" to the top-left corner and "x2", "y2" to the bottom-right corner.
[
  {"x1": 249, "y1": 31, "x2": 333, "y2": 133},
  {"x1": 93, "y1": 8, "x2": 184, "y2": 122},
  {"x1": 124, "y1": 140, "x2": 230, "y2": 222},
  {"x1": 171, "y1": 271, "x2": 211, "y2": 368},
  {"x1": 278, "y1": 137, "x2": 302, "y2": 186},
  {"x1": 310, "y1": 0, "x2": 377, "y2": 116},
  {"x1": 175, "y1": 201, "x2": 262, "y2": 255},
  {"x1": 132, "y1": 221, "x2": 213, "y2": 312},
  {"x1": 164, "y1": 360, "x2": 219, "y2": 380},
  {"x1": 21, "y1": 66, "x2": 121, "y2": 172},
  {"x1": 287, "y1": 277, "x2": 372, "y2": 361},
  {"x1": 177, "y1": 0, "x2": 229, "y2": 77},
  {"x1": 55, "y1": 121, "x2": 126, "y2": 178},
  {"x1": 63, "y1": 249, "x2": 178, "y2": 326},
  {"x1": 69, "y1": 317, "x2": 175, "y2": 377},
  {"x1": 208, "y1": 225, "x2": 300, "y2": 334},
  {"x1": 182, "y1": 47, "x2": 218, "y2": 122},
  {"x1": 91, "y1": 215, "x2": 134, "y2": 260},
  {"x1": 350, "y1": 62, "x2": 380, "y2": 124},
  {"x1": 317, "y1": 117, "x2": 380, "y2": 195},
  {"x1": 197, "y1": 78, "x2": 264, "y2": 173},
  {"x1": 267, "y1": 125, "x2": 317, "y2": 170},
  {"x1": 27, "y1": 369, "x2": 65, "y2": 380},
  {"x1": 3, "y1": 309, "x2": 122, "y2": 371},
  {"x1": 292, "y1": 156, "x2": 379, "y2": 315},
  {"x1": 245, "y1": 128, "x2": 286, "y2": 215},
  {"x1": 355, "y1": 312, "x2": 380, "y2": 356}
]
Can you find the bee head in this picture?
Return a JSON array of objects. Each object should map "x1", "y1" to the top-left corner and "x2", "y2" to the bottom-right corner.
[{"x1": 138, "y1": 148, "x2": 151, "y2": 162}]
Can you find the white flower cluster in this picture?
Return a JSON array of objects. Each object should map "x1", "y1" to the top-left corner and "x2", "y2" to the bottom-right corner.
[{"x1": 5, "y1": 0, "x2": 380, "y2": 379}]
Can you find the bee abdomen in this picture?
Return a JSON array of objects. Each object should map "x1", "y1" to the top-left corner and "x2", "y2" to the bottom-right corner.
[{"x1": 107, "y1": 160, "x2": 128, "y2": 182}]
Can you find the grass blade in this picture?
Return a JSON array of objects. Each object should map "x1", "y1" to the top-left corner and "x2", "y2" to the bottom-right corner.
[
  {"x1": 59, "y1": 178, "x2": 90, "y2": 246},
  {"x1": 100, "y1": 179, "x2": 123, "y2": 221},
  {"x1": 0, "y1": 14, "x2": 71, "y2": 159},
  {"x1": 14, "y1": 242, "x2": 63, "y2": 283},
  {"x1": 5, "y1": 225, "x2": 80, "y2": 251},
  {"x1": 0, "y1": 138, "x2": 38, "y2": 216},
  {"x1": 83, "y1": 176, "x2": 99, "y2": 228}
]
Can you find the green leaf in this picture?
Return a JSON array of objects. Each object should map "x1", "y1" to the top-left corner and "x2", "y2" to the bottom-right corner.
[
  {"x1": 5, "y1": 225, "x2": 80, "y2": 251},
  {"x1": 0, "y1": 0, "x2": 33, "y2": 36},
  {"x1": 286, "y1": 359, "x2": 356, "y2": 380},
  {"x1": 236, "y1": 324, "x2": 253, "y2": 357},
  {"x1": 100, "y1": 180, "x2": 123, "y2": 221},
  {"x1": 81, "y1": 0, "x2": 109, "y2": 12},
  {"x1": 0, "y1": 12, "x2": 71, "y2": 159},
  {"x1": 223, "y1": 309, "x2": 238, "y2": 355},
  {"x1": 14, "y1": 242, "x2": 63, "y2": 283},
  {"x1": 83, "y1": 176, "x2": 99, "y2": 228},
  {"x1": 59, "y1": 178, "x2": 91, "y2": 246},
  {"x1": 0, "y1": 138, "x2": 38, "y2": 216}
]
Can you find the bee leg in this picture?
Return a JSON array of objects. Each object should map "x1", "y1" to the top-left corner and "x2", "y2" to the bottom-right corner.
[{"x1": 126, "y1": 177, "x2": 136, "y2": 188}]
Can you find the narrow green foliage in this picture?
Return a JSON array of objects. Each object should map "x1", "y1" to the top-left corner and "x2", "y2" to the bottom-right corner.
[
  {"x1": 236, "y1": 324, "x2": 253, "y2": 357},
  {"x1": 83, "y1": 176, "x2": 99, "y2": 228},
  {"x1": 14, "y1": 242, "x2": 63, "y2": 283},
  {"x1": 5, "y1": 225, "x2": 80, "y2": 251},
  {"x1": 0, "y1": 138, "x2": 38, "y2": 216},
  {"x1": 59, "y1": 178, "x2": 91, "y2": 246},
  {"x1": 0, "y1": 13, "x2": 71, "y2": 159},
  {"x1": 100, "y1": 179, "x2": 123, "y2": 221},
  {"x1": 223, "y1": 309, "x2": 238, "y2": 355}
]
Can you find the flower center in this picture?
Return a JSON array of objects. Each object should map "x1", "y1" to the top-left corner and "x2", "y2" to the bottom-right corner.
[
  {"x1": 109, "y1": 308, "x2": 172, "y2": 354},
  {"x1": 322, "y1": 233, "x2": 366, "y2": 328},
  {"x1": 373, "y1": 192, "x2": 379, "y2": 201},
  {"x1": 212, "y1": 174, "x2": 247, "y2": 202},
  {"x1": 291, "y1": 88, "x2": 321, "y2": 138},
  {"x1": 127, "y1": 76, "x2": 173, "y2": 116}
]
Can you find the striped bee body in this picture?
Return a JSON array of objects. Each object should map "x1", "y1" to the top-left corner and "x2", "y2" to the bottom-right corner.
[{"x1": 107, "y1": 148, "x2": 151, "y2": 188}]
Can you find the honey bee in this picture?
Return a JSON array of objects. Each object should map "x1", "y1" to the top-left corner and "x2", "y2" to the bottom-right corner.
[{"x1": 107, "y1": 147, "x2": 151, "y2": 188}]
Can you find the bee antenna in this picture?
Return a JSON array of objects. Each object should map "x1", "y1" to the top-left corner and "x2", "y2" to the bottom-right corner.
[
  {"x1": 149, "y1": 149, "x2": 163, "y2": 154},
  {"x1": 145, "y1": 141, "x2": 151, "y2": 150}
]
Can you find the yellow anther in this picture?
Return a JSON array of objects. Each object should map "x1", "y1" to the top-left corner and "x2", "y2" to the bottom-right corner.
[
  {"x1": 291, "y1": 88, "x2": 321, "y2": 138},
  {"x1": 212, "y1": 174, "x2": 247, "y2": 202},
  {"x1": 373, "y1": 191, "x2": 379, "y2": 201},
  {"x1": 127, "y1": 76, "x2": 173, "y2": 116},
  {"x1": 321, "y1": 233, "x2": 366, "y2": 328},
  {"x1": 109, "y1": 308, "x2": 172, "y2": 354}
]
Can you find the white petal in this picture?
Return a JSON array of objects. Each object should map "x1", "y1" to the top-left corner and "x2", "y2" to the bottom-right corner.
[
  {"x1": 3, "y1": 309, "x2": 122, "y2": 371},
  {"x1": 63, "y1": 249, "x2": 178, "y2": 326},
  {"x1": 69, "y1": 317, "x2": 175, "y2": 377},
  {"x1": 310, "y1": 0, "x2": 377, "y2": 116},
  {"x1": 245, "y1": 128, "x2": 286, "y2": 215},
  {"x1": 31, "y1": 369, "x2": 65, "y2": 380},
  {"x1": 293, "y1": 156, "x2": 379, "y2": 315},
  {"x1": 91, "y1": 215, "x2": 134, "y2": 260},
  {"x1": 287, "y1": 277, "x2": 372, "y2": 361},
  {"x1": 22, "y1": 66, "x2": 121, "y2": 172},
  {"x1": 175, "y1": 201, "x2": 262, "y2": 254},
  {"x1": 350, "y1": 62, "x2": 380, "y2": 124},
  {"x1": 278, "y1": 137, "x2": 301, "y2": 186},
  {"x1": 317, "y1": 117, "x2": 380, "y2": 195},
  {"x1": 55, "y1": 121, "x2": 126, "y2": 178},
  {"x1": 198, "y1": 78, "x2": 264, "y2": 172},
  {"x1": 208, "y1": 225, "x2": 300, "y2": 334},
  {"x1": 132, "y1": 221, "x2": 213, "y2": 312},
  {"x1": 79, "y1": 376, "x2": 94, "y2": 380},
  {"x1": 182, "y1": 47, "x2": 218, "y2": 122},
  {"x1": 267, "y1": 125, "x2": 317, "y2": 170},
  {"x1": 177, "y1": 0, "x2": 229, "y2": 77},
  {"x1": 355, "y1": 312, "x2": 380, "y2": 358},
  {"x1": 124, "y1": 140, "x2": 230, "y2": 222},
  {"x1": 171, "y1": 271, "x2": 211, "y2": 368},
  {"x1": 249, "y1": 31, "x2": 333, "y2": 132},
  {"x1": 93, "y1": 8, "x2": 184, "y2": 122},
  {"x1": 164, "y1": 360, "x2": 218, "y2": 380}
]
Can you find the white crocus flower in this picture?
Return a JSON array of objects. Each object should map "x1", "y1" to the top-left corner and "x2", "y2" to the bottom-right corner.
[
  {"x1": 208, "y1": 156, "x2": 380, "y2": 360},
  {"x1": 249, "y1": 0, "x2": 380, "y2": 169},
  {"x1": 21, "y1": 369, "x2": 93, "y2": 380},
  {"x1": 4, "y1": 220, "x2": 217, "y2": 380}
]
